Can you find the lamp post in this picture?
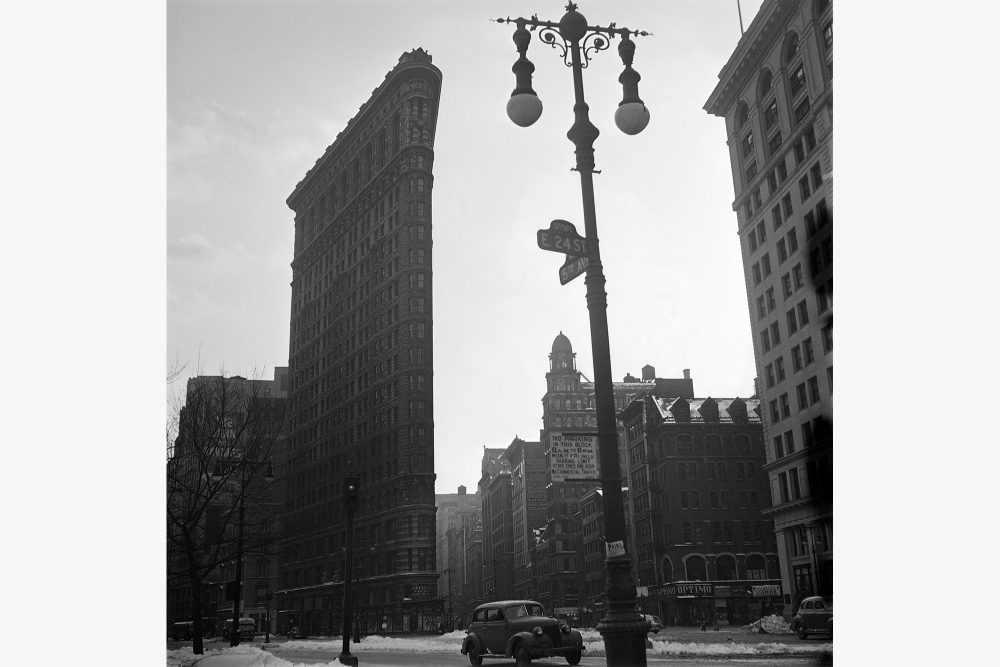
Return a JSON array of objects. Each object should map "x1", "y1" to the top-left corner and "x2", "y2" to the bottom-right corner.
[
  {"x1": 213, "y1": 457, "x2": 274, "y2": 647},
  {"x1": 263, "y1": 591, "x2": 273, "y2": 644},
  {"x1": 443, "y1": 567, "x2": 455, "y2": 631},
  {"x1": 340, "y1": 475, "x2": 360, "y2": 666},
  {"x1": 494, "y1": 3, "x2": 651, "y2": 665}
]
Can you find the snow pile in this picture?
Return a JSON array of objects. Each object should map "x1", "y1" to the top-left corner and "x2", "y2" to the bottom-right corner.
[
  {"x1": 742, "y1": 614, "x2": 792, "y2": 634},
  {"x1": 168, "y1": 645, "x2": 313, "y2": 667},
  {"x1": 275, "y1": 631, "x2": 466, "y2": 655}
]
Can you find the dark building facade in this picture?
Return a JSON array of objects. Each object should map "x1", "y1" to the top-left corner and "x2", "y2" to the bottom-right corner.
[
  {"x1": 619, "y1": 394, "x2": 781, "y2": 626},
  {"x1": 435, "y1": 485, "x2": 480, "y2": 627},
  {"x1": 504, "y1": 437, "x2": 547, "y2": 600},
  {"x1": 478, "y1": 447, "x2": 515, "y2": 602},
  {"x1": 704, "y1": 0, "x2": 833, "y2": 610},
  {"x1": 279, "y1": 49, "x2": 443, "y2": 635}
]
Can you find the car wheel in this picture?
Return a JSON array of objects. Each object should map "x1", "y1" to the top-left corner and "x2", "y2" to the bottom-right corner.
[
  {"x1": 566, "y1": 649, "x2": 582, "y2": 665},
  {"x1": 515, "y1": 642, "x2": 532, "y2": 666},
  {"x1": 467, "y1": 643, "x2": 483, "y2": 666},
  {"x1": 798, "y1": 627, "x2": 808, "y2": 640}
]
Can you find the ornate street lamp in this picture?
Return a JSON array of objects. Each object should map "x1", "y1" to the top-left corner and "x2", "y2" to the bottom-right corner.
[{"x1": 494, "y1": 3, "x2": 652, "y2": 665}]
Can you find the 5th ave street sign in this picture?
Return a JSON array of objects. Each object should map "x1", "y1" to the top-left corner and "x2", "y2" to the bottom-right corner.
[{"x1": 559, "y1": 255, "x2": 589, "y2": 285}]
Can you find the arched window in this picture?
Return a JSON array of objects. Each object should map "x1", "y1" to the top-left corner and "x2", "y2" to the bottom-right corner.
[
  {"x1": 784, "y1": 33, "x2": 800, "y2": 63},
  {"x1": 715, "y1": 555, "x2": 736, "y2": 580},
  {"x1": 759, "y1": 69, "x2": 773, "y2": 99},
  {"x1": 746, "y1": 554, "x2": 767, "y2": 580},
  {"x1": 736, "y1": 102, "x2": 750, "y2": 130},
  {"x1": 661, "y1": 557, "x2": 674, "y2": 583},
  {"x1": 686, "y1": 555, "x2": 707, "y2": 581},
  {"x1": 416, "y1": 178, "x2": 425, "y2": 193}
]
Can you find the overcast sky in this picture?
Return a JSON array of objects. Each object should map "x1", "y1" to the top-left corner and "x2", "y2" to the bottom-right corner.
[{"x1": 168, "y1": 0, "x2": 773, "y2": 493}]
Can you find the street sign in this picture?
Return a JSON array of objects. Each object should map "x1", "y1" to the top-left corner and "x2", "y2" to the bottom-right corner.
[
  {"x1": 537, "y1": 219, "x2": 591, "y2": 258},
  {"x1": 559, "y1": 255, "x2": 589, "y2": 285},
  {"x1": 549, "y1": 432, "x2": 600, "y2": 481}
]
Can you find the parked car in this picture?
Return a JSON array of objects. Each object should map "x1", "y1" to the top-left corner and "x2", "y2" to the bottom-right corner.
[
  {"x1": 461, "y1": 600, "x2": 584, "y2": 666},
  {"x1": 790, "y1": 595, "x2": 832, "y2": 639},
  {"x1": 643, "y1": 615, "x2": 663, "y2": 634},
  {"x1": 222, "y1": 617, "x2": 257, "y2": 642},
  {"x1": 171, "y1": 621, "x2": 193, "y2": 641}
]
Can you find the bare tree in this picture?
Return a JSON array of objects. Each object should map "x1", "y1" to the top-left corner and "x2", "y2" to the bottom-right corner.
[{"x1": 166, "y1": 372, "x2": 286, "y2": 654}]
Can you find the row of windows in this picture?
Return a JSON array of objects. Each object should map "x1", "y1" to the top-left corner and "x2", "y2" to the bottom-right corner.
[
  {"x1": 680, "y1": 520, "x2": 770, "y2": 546},
  {"x1": 675, "y1": 460, "x2": 759, "y2": 482},
  {"x1": 679, "y1": 489, "x2": 761, "y2": 509}
]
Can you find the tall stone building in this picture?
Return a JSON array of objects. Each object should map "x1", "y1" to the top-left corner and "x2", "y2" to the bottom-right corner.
[
  {"x1": 279, "y1": 49, "x2": 443, "y2": 635},
  {"x1": 704, "y1": 0, "x2": 833, "y2": 609},
  {"x1": 504, "y1": 437, "x2": 547, "y2": 600}
]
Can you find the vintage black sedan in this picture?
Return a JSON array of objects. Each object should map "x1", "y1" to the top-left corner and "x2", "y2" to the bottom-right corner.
[{"x1": 460, "y1": 600, "x2": 584, "y2": 666}]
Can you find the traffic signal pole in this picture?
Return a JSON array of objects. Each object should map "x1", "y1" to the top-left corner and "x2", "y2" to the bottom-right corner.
[{"x1": 340, "y1": 475, "x2": 360, "y2": 666}]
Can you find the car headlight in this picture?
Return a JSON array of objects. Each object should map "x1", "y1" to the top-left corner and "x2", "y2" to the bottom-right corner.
[{"x1": 533, "y1": 627, "x2": 544, "y2": 637}]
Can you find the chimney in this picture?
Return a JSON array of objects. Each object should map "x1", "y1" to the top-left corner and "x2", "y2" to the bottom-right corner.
[{"x1": 683, "y1": 368, "x2": 691, "y2": 380}]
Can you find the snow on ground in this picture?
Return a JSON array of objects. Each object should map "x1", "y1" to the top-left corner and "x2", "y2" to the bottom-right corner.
[
  {"x1": 742, "y1": 614, "x2": 794, "y2": 634},
  {"x1": 169, "y1": 629, "x2": 831, "y2": 666}
]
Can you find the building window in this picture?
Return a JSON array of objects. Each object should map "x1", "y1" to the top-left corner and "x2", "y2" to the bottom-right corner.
[
  {"x1": 782, "y1": 273, "x2": 793, "y2": 299},
  {"x1": 827, "y1": 366, "x2": 833, "y2": 394},
  {"x1": 822, "y1": 324, "x2": 833, "y2": 354},
  {"x1": 747, "y1": 231, "x2": 758, "y2": 253},
  {"x1": 682, "y1": 522, "x2": 692, "y2": 543},
  {"x1": 752, "y1": 262, "x2": 762, "y2": 286},
  {"x1": 803, "y1": 337, "x2": 816, "y2": 365},
  {"x1": 741, "y1": 132, "x2": 755, "y2": 161},
  {"x1": 774, "y1": 434, "x2": 785, "y2": 458},
  {"x1": 787, "y1": 308, "x2": 798, "y2": 334},
  {"x1": 770, "y1": 321, "x2": 781, "y2": 346},
  {"x1": 736, "y1": 102, "x2": 750, "y2": 129},
  {"x1": 765, "y1": 363, "x2": 775, "y2": 388},
  {"x1": 778, "y1": 472, "x2": 789, "y2": 503},
  {"x1": 823, "y1": 21, "x2": 833, "y2": 50},
  {"x1": 757, "y1": 296, "x2": 767, "y2": 320},
  {"x1": 771, "y1": 205, "x2": 783, "y2": 230},
  {"x1": 777, "y1": 238, "x2": 788, "y2": 264},
  {"x1": 760, "y1": 329, "x2": 771, "y2": 353},
  {"x1": 779, "y1": 393, "x2": 790, "y2": 418},
  {"x1": 787, "y1": 228, "x2": 798, "y2": 253},
  {"x1": 799, "y1": 175, "x2": 811, "y2": 202},
  {"x1": 766, "y1": 288, "x2": 776, "y2": 312},
  {"x1": 761, "y1": 253, "x2": 772, "y2": 277},
  {"x1": 794, "y1": 97, "x2": 811, "y2": 124},
  {"x1": 784, "y1": 430, "x2": 795, "y2": 454},
  {"x1": 793, "y1": 263, "x2": 805, "y2": 290},
  {"x1": 775, "y1": 356, "x2": 786, "y2": 382},
  {"x1": 802, "y1": 421, "x2": 814, "y2": 447},
  {"x1": 808, "y1": 376, "x2": 821, "y2": 404},
  {"x1": 790, "y1": 468, "x2": 801, "y2": 499},
  {"x1": 767, "y1": 131, "x2": 783, "y2": 158},
  {"x1": 764, "y1": 98, "x2": 779, "y2": 129},
  {"x1": 785, "y1": 33, "x2": 800, "y2": 63},
  {"x1": 796, "y1": 383, "x2": 808, "y2": 410},
  {"x1": 804, "y1": 126, "x2": 817, "y2": 152},
  {"x1": 770, "y1": 400, "x2": 780, "y2": 423},
  {"x1": 797, "y1": 300, "x2": 810, "y2": 327},
  {"x1": 756, "y1": 221, "x2": 767, "y2": 245},
  {"x1": 745, "y1": 160, "x2": 758, "y2": 183},
  {"x1": 782, "y1": 193, "x2": 793, "y2": 220},
  {"x1": 790, "y1": 64, "x2": 806, "y2": 96},
  {"x1": 810, "y1": 162, "x2": 823, "y2": 190},
  {"x1": 791, "y1": 344, "x2": 803, "y2": 372}
]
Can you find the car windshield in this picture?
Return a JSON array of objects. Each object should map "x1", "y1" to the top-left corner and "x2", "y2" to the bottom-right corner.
[{"x1": 506, "y1": 604, "x2": 545, "y2": 619}]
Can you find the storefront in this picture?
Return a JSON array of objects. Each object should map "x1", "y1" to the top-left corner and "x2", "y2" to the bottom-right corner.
[{"x1": 654, "y1": 580, "x2": 783, "y2": 627}]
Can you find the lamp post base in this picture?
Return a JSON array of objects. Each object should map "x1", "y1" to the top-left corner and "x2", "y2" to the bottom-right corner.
[
  {"x1": 338, "y1": 653, "x2": 358, "y2": 666},
  {"x1": 597, "y1": 555, "x2": 648, "y2": 666}
]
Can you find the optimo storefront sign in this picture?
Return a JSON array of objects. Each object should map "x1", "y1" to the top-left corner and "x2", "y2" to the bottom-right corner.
[{"x1": 659, "y1": 581, "x2": 782, "y2": 599}]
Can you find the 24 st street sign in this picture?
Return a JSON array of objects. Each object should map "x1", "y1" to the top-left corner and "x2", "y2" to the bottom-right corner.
[{"x1": 537, "y1": 219, "x2": 591, "y2": 258}]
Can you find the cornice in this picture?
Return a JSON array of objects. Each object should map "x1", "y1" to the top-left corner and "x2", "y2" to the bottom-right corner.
[{"x1": 704, "y1": 0, "x2": 797, "y2": 117}]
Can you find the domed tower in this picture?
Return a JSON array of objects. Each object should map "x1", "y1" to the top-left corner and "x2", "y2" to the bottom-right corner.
[{"x1": 542, "y1": 332, "x2": 591, "y2": 435}]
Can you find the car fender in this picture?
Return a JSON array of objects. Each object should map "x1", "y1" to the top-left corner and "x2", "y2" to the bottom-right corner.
[
  {"x1": 461, "y1": 634, "x2": 484, "y2": 656},
  {"x1": 505, "y1": 631, "x2": 538, "y2": 657}
]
